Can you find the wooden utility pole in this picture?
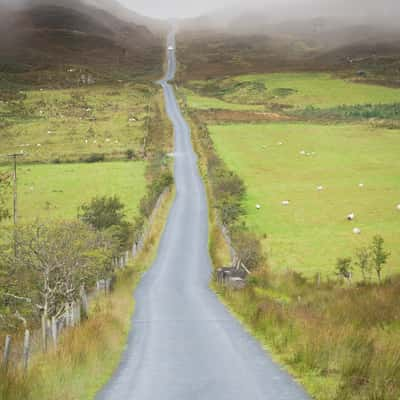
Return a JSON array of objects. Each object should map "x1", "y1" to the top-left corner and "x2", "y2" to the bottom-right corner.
[
  {"x1": 8, "y1": 153, "x2": 23, "y2": 257},
  {"x1": 7, "y1": 153, "x2": 23, "y2": 225}
]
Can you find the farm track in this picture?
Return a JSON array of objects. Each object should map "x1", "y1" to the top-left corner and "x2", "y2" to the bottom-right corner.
[{"x1": 95, "y1": 32, "x2": 310, "y2": 400}]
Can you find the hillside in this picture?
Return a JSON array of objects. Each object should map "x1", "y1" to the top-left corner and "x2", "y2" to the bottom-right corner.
[{"x1": 0, "y1": 0, "x2": 164, "y2": 79}]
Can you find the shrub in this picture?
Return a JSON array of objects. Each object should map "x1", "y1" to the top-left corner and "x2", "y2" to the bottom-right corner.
[
  {"x1": 126, "y1": 149, "x2": 135, "y2": 160},
  {"x1": 79, "y1": 196, "x2": 125, "y2": 231},
  {"x1": 232, "y1": 229, "x2": 264, "y2": 270},
  {"x1": 370, "y1": 235, "x2": 390, "y2": 283},
  {"x1": 81, "y1": 153, "x2": 105, "y2": 163},
  {"x1": 335, "y1": 257, "x2": 353, "y2": 282}
]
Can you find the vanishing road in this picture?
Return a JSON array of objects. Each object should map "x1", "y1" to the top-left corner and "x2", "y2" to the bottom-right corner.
[{"x1": 96, "y1": 32, "x2": 310, "y2": 400}]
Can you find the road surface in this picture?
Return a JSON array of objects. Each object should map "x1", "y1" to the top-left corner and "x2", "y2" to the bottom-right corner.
[{"x1": 96, "y1": 32, "x2": 310, "y2": 400}]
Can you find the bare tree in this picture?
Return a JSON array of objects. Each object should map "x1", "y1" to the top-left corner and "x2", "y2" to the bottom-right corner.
[{"x1": 2, "y1": 221, "x2": 113, "y2": 329}]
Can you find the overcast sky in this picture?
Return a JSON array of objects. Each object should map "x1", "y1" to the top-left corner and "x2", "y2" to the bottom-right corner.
[
  {"x1": 116, "y1": 0, "x2": 398, "y2": 20},
  {"x1": 118, "y1": 0, "x2": 237, "y2": 18}
]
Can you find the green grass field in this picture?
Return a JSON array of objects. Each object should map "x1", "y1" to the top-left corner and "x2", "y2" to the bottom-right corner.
[
  {"x1": 0, "y1": 83, "x2": 156, "y2": 162},
  {"x1": 209, "y1": 122, "x2": 400, "y2": 278},
  {"x1": 1, "y1": 161, "x2": 146, "y2": 222},
  {"x1": 181, "y1": 88, "x2": 264, "y2": 111},
  {"x1": 183, "y1": 73, "x2": 400, "y2": 111}
]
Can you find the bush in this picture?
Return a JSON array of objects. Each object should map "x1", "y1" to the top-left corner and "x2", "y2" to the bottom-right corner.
[
  {"x1": 81, "y1": 153, "x2": 105, "y2": 163},
  {"x1": 126, "y1": 149, "x2": 135, "y2": 160},
  {"x1": 79, "y1": 196, "x2": 126, "y2": 231},
  {"x1": 232, "y1": 229, "x2": 264, "y2": 270}
]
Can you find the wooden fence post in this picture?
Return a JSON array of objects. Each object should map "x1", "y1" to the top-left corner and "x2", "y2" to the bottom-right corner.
[
  {"x1": 125, "y1": 250, "x2": 129, "y2": 265},
  {"x1": 51, "y1": 317, "x2": 57, "y2": 349},
  {"x1": 65, "y1": 303, "x2": 71, "y2": 328},
  {"x1": 2, "y1": 335, "x2": 11, "y2": 370},
  {"x1": 76, "y1": 301, "x2": 81, "y2": 325},
  {"x1": 23, "y1": 329, "x2": 30, "y2": 372},
  {"x1": 80, "y1": 286, "x2": 89, "y2": 319},
  {"x1": 70, "y1": 302, "x2": 76, "y2": 327},
  {"x1": 41, "y1": 314, "x2": 47, "y2": 352}
]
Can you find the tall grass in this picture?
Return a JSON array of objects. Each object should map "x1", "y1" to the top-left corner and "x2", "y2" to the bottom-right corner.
[
  {"x1": 183, "y1": 98, "x2": 400, "y2": 400},
  {"x1": 0, "y1": 188, "x2": 174, "y2": 400}
]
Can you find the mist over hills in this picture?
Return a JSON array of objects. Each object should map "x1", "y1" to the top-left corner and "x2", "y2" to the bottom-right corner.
[
  {"x1": 178, "y1": 0, "x2": 400, "y2": 52},
  {"x1": 0, "y1": 0, "x2": 166, "y2": 76}
]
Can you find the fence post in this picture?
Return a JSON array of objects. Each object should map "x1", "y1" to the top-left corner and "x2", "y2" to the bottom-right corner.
[
  {"x1": 65, "y1": 303, "x2": 71, "y2": 327},
  {"x1": 76, "y1": 300, "x2": 81, "y2": 325},
  {"x1": 132, "y1": 243, "x2": 137, "y2": 258},
  {"x1": 23, "y1": 329, "x2": 30, "y2": 372},
  {"x1": 105, "y1": 279, "x2": 111, "y2": 294},
  {"x1": 70, "y1": 302, "x2": 76, "y2": 327},
  {"x1": 41, "y1": 314, "x2": 47, "y2": 352},
  {"x1": 51, "y1": 317, "x2": 57, "y2": 349},
  {"x1": 80, "y1": 286, "x2": 89, "y2": 319},
  {"x1": 2, "y1": 335, "x2": 11, "y2": 371},
  {"x1": 317, "y1": 272, "x2": 321, "y2": 287},
  {"x1": 125, "y1": 250, "x2": 129, "y2": 265}
]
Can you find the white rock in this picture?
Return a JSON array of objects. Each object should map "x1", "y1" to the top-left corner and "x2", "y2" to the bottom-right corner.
[{"x1": 353, "y1": 228, "x2": 361, "y2": 235}]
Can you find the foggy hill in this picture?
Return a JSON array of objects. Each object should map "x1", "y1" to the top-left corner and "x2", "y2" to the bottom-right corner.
[
  {"x1": 178, "y1": 0, "x2": 400, "y2": 51},
  {"x1": 0, "y1": 0, "x2": 164, "y2": 75}
]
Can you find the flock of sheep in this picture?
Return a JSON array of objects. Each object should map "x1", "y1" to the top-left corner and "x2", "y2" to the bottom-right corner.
[{"x1": 254, "y1": 141, "x2": 400, "y2": 235}]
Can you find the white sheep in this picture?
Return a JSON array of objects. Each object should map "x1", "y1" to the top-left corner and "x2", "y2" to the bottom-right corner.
[
  {"x1": 353, "y1": 228, "x2": 361, "y2": 235},
  {"x1": 347, "y1": 212, "x2": 355, "y2": 221},
  {"x1": 359, "y1": 183, "x2": 364, "y2": 188},
  {"x1": 300, "y1": 150, "x2": 306, "y2": 155},
  {"x1": 317, "y1": 185, "x2": 324, "y2": 191},
  {"x1": 397, "y1": 204, "x2": 400, "y2": 211},
  {"x1": 256, "y1": 204, "x2": 261, "y2": 210},
  {"x1": 281, "y1": 200, "x2": 290, "y2": 206}
]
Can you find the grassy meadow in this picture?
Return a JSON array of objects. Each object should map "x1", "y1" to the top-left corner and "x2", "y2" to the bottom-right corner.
[
  {"x1": 0, "y1": 161, "x2": 146, "y2": 222},
  {"x1": 183, "y1": 72, "x2": 400, "y2": 111},
  {"x1": 181, "y1": 71, "x2": 400, "y2": 278},
  {"x1": 209, "y1": 122, "x2": 400, "y2": 277},
  {"x1": 0, "y1": 83, "x2": 157, "y2": 163}
]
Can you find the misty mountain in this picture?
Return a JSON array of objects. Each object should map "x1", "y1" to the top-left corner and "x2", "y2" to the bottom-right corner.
[
  {"x1": 0, "y1": 0, "x2": 164, "y2": 75},
  {"x1": 178, "y1": 0, "x2": 400, "y2": 51}
]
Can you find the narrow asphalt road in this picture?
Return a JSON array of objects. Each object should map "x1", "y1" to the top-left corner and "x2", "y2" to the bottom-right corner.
[{"x1": 96, "y1": 32, "x2": 310, "y2": 400}]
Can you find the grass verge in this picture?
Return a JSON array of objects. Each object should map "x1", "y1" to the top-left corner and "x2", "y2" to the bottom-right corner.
[{"x1": 0, "y1": 187, "x2": 175, "y2": 400}]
